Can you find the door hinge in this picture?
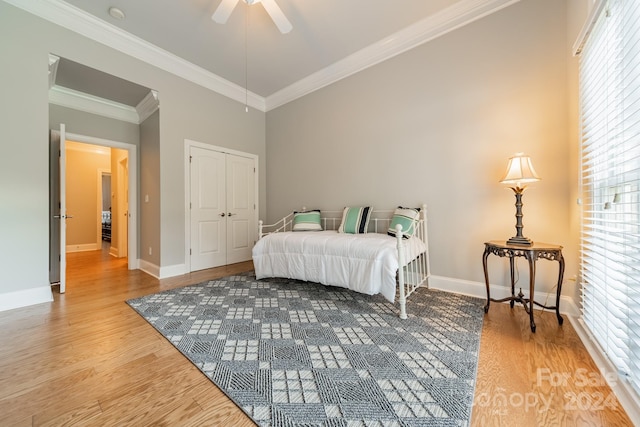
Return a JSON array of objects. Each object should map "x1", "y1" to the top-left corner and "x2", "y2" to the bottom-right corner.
[
  {"x1": 189, "y1": 155, "x2": 192, "y2": 163},
  {"x1": 190, "y1": 249, "x2": 192, "y2": 255}
]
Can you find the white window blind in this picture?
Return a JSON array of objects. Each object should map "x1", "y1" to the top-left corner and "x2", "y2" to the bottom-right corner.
[{"x1": 580, "y1": 0, "x2": 640, "y2": 395}]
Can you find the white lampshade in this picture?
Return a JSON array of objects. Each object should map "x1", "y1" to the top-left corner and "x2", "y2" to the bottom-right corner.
[{"x1": 499, "y1": 153, "x2": 540, "y2": 188}]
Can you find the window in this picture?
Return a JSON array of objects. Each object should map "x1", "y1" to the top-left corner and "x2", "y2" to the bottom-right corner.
[{"x1": 579, "y1": 0, "x2": 640, "y2": 395}]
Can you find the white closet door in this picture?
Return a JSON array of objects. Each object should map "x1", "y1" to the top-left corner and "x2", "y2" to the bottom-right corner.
[
  {"x1": 190, "y1": 146, "x2": 226, "y2": 271},
  {"x1": 226, "y1": 155, "x2": 255, "y2": 264}
]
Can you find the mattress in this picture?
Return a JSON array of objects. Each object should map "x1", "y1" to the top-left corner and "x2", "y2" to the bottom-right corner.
[{"x1": 252, "y1": 230, "x2": 426, "y2": 302}]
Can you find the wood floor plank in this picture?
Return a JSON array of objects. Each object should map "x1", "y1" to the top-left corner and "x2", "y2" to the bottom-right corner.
[
  {"x1": 34, "y1": 400, "x2": 103, "y2": 427},
  {"x1": 5, "y1": 416, "x2": 33, "y2": 427},
  {"x1": 97, "y1": 353, "x2": 204, "y2": 412},
  {"x1": 0, "y1": 367, "x2": 99, "y2": 425},
  {"x1": 186, "y1": 385, "x2": 256, "y2": 427},
  {"x1": 0, "y1": 249, "x2": 632, "y2": 426},
  {"x1": 98, "y1": 378, "x2": 196, "y2": 422},
  {"x1": 0, "y1": 329, "x2": 170, "y2": 401},
  {"x1": 145, "y1": 397, "x2": 205, "y2": 427},
  {"x1": 471, "y1": 303, "x2": 631, "y2": 426},
  {"x1": 179, "y1": 398, "x2": 255, "y2": 427}
]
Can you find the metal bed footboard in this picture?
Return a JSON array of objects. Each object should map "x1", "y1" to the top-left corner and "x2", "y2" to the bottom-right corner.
[{"x1": 396, "y1": 204, "x2": 431, "y2": 319}]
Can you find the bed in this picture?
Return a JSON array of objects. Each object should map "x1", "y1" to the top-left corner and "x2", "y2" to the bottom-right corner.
[
  {"x1": 101, "y1": 210, "x2": 111, "y2": 242},
  {"x1": 252, "y1": 205, "x2": 431, "y2": 319}
]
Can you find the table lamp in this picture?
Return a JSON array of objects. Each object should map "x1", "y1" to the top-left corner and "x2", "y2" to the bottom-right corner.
[{"x1": 500, "y1": 153, "x2": 540, "y2": 246}]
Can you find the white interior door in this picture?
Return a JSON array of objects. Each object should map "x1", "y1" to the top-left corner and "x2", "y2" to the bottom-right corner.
[
  {"x1": 49, "y1": 124, "x2": 70, "y2": 292},
  {"x1": 49, "y1": 130, "x2": 61, "y2": 286},
  {"x1": 118, "y1": 157, "x2": 129, "y2": 258},
  {"x1": 226, "y1": 155, "x2": 255, "y2": 264},
  {"x1": 190, "y1": 146, "x2": 226, "y2": 271},
  {"x1": 59, "y1": 124, "x2": 67, "y2": 293}
]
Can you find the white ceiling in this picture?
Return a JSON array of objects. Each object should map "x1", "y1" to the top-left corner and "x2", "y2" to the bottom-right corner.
[{"x1": 7, "y1": 0, "x2": 520, "y2": 111}]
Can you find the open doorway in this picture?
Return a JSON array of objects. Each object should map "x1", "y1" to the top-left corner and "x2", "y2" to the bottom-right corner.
[
  {"x1": 65, "y1": 141, "x2": 121, "y2": 256},
  {"x1": 48, "y1": 55, "x2": 155, "y2": 291},
  {"x1": 66, "y1": 134, "x2": 136, "y2": 263},
  {"x1": 64, "y1": 140, "x2": 130, "y2": 260},
  {"x1": 49, "y1": 131, "x2": 138, "y2": 291}
]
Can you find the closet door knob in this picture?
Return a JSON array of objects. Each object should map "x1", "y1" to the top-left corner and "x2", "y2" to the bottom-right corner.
[
  {"x1": 220, "y1": 213, "x2": 226, "y2": 217},
  {"x1": 228, "y1": 213, "x2": 234, "y2": 217}
]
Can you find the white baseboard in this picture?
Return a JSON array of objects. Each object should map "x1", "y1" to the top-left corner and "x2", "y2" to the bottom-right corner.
[
  {"x1": 66, "y1": 243, "x2": 99, "y2": 253},
  {"x1": 138, "y1": 260, "x2": 188, "y2": 279},
  {"x1": 0, "y1": 286, "x2": 53, "y2": 312},
  {"x1": 128, "y1": 258, "x2": 140, "y2": 270},
  {"x1": 569, "y1": 317, "x2": 640, "y2": 425},
  {"x1": 428, "y1": 275, "x2": 581, "y2": 317},
  {"x1": 159, "y1": 263, "x2": 187, "y2": 279},
  {"x1": 138, "y1": 259, "x2": 160, "y2": 279}
]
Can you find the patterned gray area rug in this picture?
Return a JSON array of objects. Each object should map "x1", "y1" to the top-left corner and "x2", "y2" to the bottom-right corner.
[{"x1": 127, "y1": 272, "x2": 484, "y2": 426}]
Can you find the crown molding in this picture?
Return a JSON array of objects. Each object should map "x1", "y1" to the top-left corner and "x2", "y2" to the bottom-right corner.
[
  {"x1": 48, "y1": 53, "x2": 59, "y2": 89},
  {"x1": 136, "y1": 90, "x2": 160, "y2": 123},
  {"x1": 50, "y1": 84, "x2": 159, "y2": 124},
  {"x1": 265, "y1": 0, "x2": 521, "y2": 110},
  {"x1": 49, "y1": 85, "x2": 140, "y2": 123},
  {"x1": 4, "y1": 0, "x2": 266, "y2": 111},
  {"x1": 6, "y1": 0, "x2": 519, "y2": 112}
]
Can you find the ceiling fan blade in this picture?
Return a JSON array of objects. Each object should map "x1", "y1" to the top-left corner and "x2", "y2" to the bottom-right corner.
[
  {"x1": 212, "y1": 0, "x2": 240, "y2": 24},
  {"x1": 260, "y1": 0, "x2": 292, "y2": 34}
]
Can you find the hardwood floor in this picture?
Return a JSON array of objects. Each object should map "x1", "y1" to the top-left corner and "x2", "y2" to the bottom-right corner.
[
  {"x1": 473, "y1": 305, "x2": 633, "y2": 426},
  {"x1": 0, "y1": 249, "x2": 633, "y2": 426}
]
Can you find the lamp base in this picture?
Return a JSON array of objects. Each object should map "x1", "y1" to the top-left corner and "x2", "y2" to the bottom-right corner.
[{"x1": 506, "y1": 236, "x2": 534, "y2": 246}]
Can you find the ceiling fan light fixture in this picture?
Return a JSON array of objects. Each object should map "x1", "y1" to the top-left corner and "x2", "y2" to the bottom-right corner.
[{"x1": 212, "y1": 0, "x2": 291, "y2": 34}]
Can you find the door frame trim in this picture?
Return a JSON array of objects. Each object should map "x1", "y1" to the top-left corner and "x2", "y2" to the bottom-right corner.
[
  {"x1": 67, "y1": 132, "x2": 138, "y2": 269},
  {"x1": 184, "y1": 139, "x2": 259, "y2": 273}
]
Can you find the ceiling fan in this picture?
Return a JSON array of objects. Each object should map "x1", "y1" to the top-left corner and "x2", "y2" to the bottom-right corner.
[{"x1": 212, "y1": 0, "x2": 292, "y2": 34}]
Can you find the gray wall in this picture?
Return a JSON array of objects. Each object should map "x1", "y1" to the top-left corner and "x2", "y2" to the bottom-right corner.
[
  {"x1": 49, "y1": 104, "x2": 141, "y2": 146},
  {"x1": 140, "y1": 110, "x2": 161, "y2": 266},
  {"x1": 64, "y1": 145, "x2": 111, "y2": 247},
  {"x1": 0, "y1": 1, "x2": 265, "y2": 299},
  {"x1": 156, "y1": 80, "x2": 265, "y2": 268},
  {"x1": 266, "y1": 0, "x2": 581, "y2": 298}
]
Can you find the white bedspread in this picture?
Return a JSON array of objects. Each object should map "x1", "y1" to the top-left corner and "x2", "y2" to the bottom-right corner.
[{"x1": 252, "y1": 230, "x2": 426, "y2": 303}]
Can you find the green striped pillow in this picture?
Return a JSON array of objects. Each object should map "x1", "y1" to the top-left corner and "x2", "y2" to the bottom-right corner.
[
  {"x1": 338, "y1": 206, "x2": 371, "y2": 234},
  {"x1": 292, "y1": 210, "x2": 323, "y2": 231},
  {"x1": 388, "y1": 207, "x2": 420, "y2": 238}
]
